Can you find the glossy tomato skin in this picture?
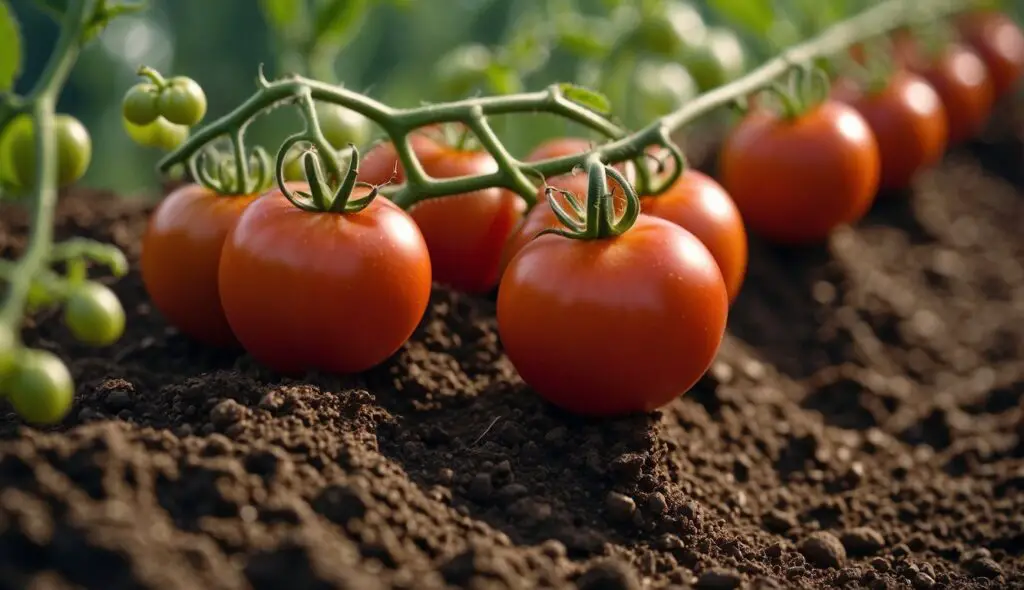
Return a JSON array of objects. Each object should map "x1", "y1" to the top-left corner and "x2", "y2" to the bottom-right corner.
[
  {"x1": 497, "y1": 215, "x2": 728, "y2": 416},
  {"x1": 957, "y1": 11, "x2": 1024, "y2": 99},
  {"x1": 719, "y1": 100, "x2": 880, "y2": 244},
  {"x1": 140, "y1": 184, "x2": 258, "y2": 347},
  {"x1": 910, "y1": 44, "x2": 995, "y2": 145},
  {"x1": 218, "y1": 185, "x2": 432, "y2": 374},
  {"x1": 832, "y1": 72, "x2": 948, "y2": 191},
  {"x1": 640, "y1": 170, "x2": 747, "y2": 303},
  {"x1": 358, "y1": 136, "x2": 524, "y2": 294}
]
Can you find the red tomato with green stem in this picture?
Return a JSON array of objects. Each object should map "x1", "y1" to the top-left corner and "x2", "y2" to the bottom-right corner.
[
  {"x1": 640, "y1": 166, "x2": 748, "y2": 304},
  {"x1": 908, "y1": 43, "x2": 995, "y2": 144},
  {"x1": 957, "y1": 11, "x2": 1024, "y2": 99},
  {"x1": 832, "y1": 70, "x2": 948, "y2": 191},
  {"x1": 719, "y1": 100, "x2": 881, "y2": 245},
  {"x1": 217, "y1": 181, "x2": 432, "y2": 374},
  {"x1": 141, "y1": 184, "x2": 259, "y2": 347},
  {"x1": 358, "y1": 129, "x2": 524, "y2": 294},
  {"x1": 498, "y1": 160, "x2": 728, "y2": 416}
]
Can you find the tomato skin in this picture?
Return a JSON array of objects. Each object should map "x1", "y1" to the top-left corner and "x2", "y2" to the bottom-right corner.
[
  {"x1": 640, "y1": 170, "x2": 747, "y2": 303},
  {"x1": 719, "y1": 100, "x2": 880, "y2": 244},
  {"x1": 910, "y1": 43, "x2": 995, "y2": 145},
  {"x1": 497, "y1": 215, "x2": 728, "y2": 416},
  {"x1": 218, "y1": 185, "x2": 432, "y2": 374},
  {"x1": 140, "y1": 184, "x2": 258, "y2": 347},
  {"x1": 832, "y1": 71, "x2": 948, "y2": 191},
  {"x1": 358, "y1": 136, "x2": 524, "y2": 294},
  {"x1": 957, "y1": 11, "x2": 1024, "y2": 99}
]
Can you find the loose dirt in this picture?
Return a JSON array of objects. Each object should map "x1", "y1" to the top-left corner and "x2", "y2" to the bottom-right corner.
[{"x1": 1, "y1": 102, "x2": 1023, "y2": 590}]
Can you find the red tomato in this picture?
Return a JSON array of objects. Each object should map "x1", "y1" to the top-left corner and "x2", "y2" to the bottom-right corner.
[
  {"x1": 957, "y1": 11, "x2": 1024, "y2": 98},
  {"x1": 719, "y1": 100, "x2": 880, "y2": 244},
  {"x1": 640, "y1": 169, "x2": 747, "y2": 303},
  {"x1": 359, "y1": 135, "x2": 524, "y2": 294},
  {"x1": 217, "y1": 184, "x2": 432, "y2": 374},
  {"x1": 497, "y1": 214, "x2": 728, "y2": 416},
  {"x1": 832, "y1": 71, "x2": 948, "y2": 191},
  {"x1": 140, "y1": 184, "x2": 257, "y2": 347},
  {"x1": 909, "y1": 43, "x2": 995, "y2": 144}
]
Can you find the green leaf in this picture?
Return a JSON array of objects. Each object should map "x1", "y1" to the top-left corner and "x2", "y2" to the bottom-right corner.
[
  {"x1": 708, "y1": 0, "x2": 775, "y2": 38},
  {"x1": 558, "y1": 83, "x2": 612, "y2": 115},
  {"x1": 0, "y1": 0, "x2": 23, "y2": 92},
  {"x1": 312, "y1": 0, "x2": 369, "y2": 49}
]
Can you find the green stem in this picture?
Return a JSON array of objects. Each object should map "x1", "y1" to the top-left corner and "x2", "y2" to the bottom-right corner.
[{"x1": 0, "y1": 0, "x2": 90, "y2": 327}]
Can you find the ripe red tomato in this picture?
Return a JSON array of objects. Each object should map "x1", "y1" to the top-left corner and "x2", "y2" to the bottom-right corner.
[
  {"x1": 140, "y1": 184, "x2": 258, "y2": 347},
  {"x1": 358, "y1": 133, "x2": 524, "y2": 294},
  {"x1": 217, "y1": 184, "x2": 432, "y2": 374},
  {"x1": 497, "y1": 214, "x2": 728, "y2": 416},
  {"x1": 832, "y1": 71, "x2": 948, "y2": 191},
  {"x1": 957, "y1": 11, "x2": 1024, "y2": 99},
  {"x1": 909, "y1": 43, "x2": 995, "y2": 144},
  {"x1": 719, "y1": 100, "x2": 880, "y2": 244},
  {"x1": 640, "y1": 169, "x2": 747, "y2": 303}
]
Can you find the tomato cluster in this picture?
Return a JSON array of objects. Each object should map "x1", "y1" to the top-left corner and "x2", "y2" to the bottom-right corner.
[
  {"x1": 132, "y1": 9, "x2": 1023, "y2": 420},
  {"x1": 720, "y1": 9, "x2": 1023, "y2": 244},
  {"x1": 122, "y1": 74, "x2": 207, "y2": 151}
]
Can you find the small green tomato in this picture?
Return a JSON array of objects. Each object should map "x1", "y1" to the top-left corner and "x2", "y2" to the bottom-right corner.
[
  {"x1": 6, "y1": 349, "x2": 74, "y2": 425},
  {"x1": 634, "y1": 60, "x2": 699, "y2": 118},
  {"x1": 635, "y1": 0, "x2": 706, "y2": 57},
  {"x1": 157, "y1": 76, "x2": 208, "y2": 127},
  {"x1": 122, "y1": 83, "x2": 161, "y2": 126},
  {"x1": 124, "y1": 117, "x2": 189, "y2": 151},
  {"x1": 0, "y1": 323, "x2": 16, "y2": 381},
  {"x1": 682, "y1": 27, "x2": 747, "y2": 91},
  {"x1": 0, "y1": 113, "x2": 92, "y2": 189},
  {"x1": 436, "y1": 44, "x2": 493, "y2": 98},
  {"x1": 316, "y1": 104, "x2": 372, "y2": 150},
  {"x1": 63, "y1": 282, "x2": 126, "y2": 347}
]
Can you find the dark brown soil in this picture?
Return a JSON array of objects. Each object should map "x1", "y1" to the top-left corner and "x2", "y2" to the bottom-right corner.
[{"x1": 1, "y1": 102, "x2": 1024, "y2": 590}]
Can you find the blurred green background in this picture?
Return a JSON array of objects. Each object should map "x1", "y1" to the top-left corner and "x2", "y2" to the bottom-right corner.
[{"x1": 8, "y1": 0, "x2": 1023, "y2": 197}]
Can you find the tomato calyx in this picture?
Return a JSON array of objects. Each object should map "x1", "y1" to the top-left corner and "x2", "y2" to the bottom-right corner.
[
  {"x1": 278, "y1": 142, "x2": 382, "y2": 214},
  {"x1": 842, "y1": 38, "x2": 900, "y2": 96},
  {"x1": 759, "y1": 65, "x2": 833, "y2": 121},
  {"x1": 191, "y1": 144, "x2": 274, "y2": 197},
  {"x1": 539, "y1": 155, "x2": 640, "y2": 241}
]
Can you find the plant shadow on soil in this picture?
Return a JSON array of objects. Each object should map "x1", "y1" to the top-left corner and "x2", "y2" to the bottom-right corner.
[{"x1": 0, "y1": 103, "x2": 1023, "y2": 590}]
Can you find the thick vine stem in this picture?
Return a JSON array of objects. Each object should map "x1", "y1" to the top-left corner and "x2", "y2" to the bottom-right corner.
[
  {"x1": 0, "y1": 0, "x2": 92, "y2": 328},
  {"x1": 158, "y1": 0, "x2": 969, "y2": 210}
]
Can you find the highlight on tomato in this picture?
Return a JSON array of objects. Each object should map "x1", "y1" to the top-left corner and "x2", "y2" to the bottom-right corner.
[
  {"x1": 498, "y1": 158, "x2": 728, "y2": 416},
  {"x1": 719, "y1": 99, "x2": 881, "y2": 245},
  {"x1": 956, "y1": 11, "x2": 1024, "y2": 99},
  {"x1": 140, "y1": 183, "x2": 260, "y2": 347},
  {"x1": 357, "y1": 126, "x2": 524, "y2": 294},
  {"x1": 640, "y1": 162, "x2": 748, "y2": 304},
  {"x1": 832, "y1": 70, "x2": 948, "y2": 191},
  {"x1": 907, "y1": 42, "x2": 995, "y2": 144},
  {"x1": 218, "y1": 150, "x2": 432, "y2": 375}
]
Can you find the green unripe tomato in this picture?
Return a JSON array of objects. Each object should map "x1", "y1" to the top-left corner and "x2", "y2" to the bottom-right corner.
[
  {"x1": 282, "y1": 146, "x2": 307, "y2": 182},
  {"x1": 6, "y1": 349, "x2": 74, "y2": 425},
  {"x1": 436, "y1": 44, "x2": 493, "y2": 98},
  {"x1": 316, "y1": 103, "x2": 372, "y2": 150},
  {"x1": 122, "y1": 83, "x2": 161, "y2": 126},
  {"x1": 682, "y1": 27, "x2": 747, "y2": 91},
  {"x1": 124, "y1": 116, "x2": 189, "y2": 151},
  {"x1": 634, "y1": 60, "x2": 699, "y2": 118},
  {"x1": 63, "y1": 282, "x2": 126, "y2": 347},
  {"x1": 635, "y1": 1, "x2": 706, "y2": 57},
  {"x1": 157, "y1": 76, "x2": 207, "y2": 127},
  {"x1": 0, "y1": 113, "x2": 92, "y2": 189}
]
